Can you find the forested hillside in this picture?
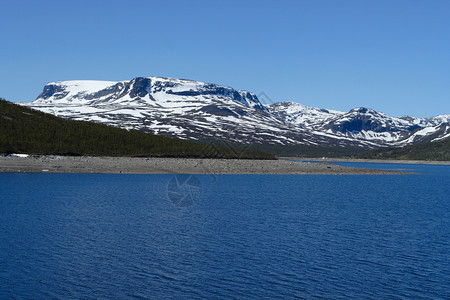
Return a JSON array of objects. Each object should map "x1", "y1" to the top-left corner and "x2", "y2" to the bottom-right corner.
[
  {"x1": 357, "y1": 139, "x2": 450, "y2": 161},
  {"x1": 0, "y1": 98, "x2": 274, "y2": 159}
]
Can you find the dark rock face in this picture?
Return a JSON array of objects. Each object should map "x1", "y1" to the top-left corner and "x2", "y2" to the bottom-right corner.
[
  {"x1": 129, "y1": 77, "x2": 152, "y2": 98},
  {"x1": 239, "y1": 91, "x2": 267, "y2": 111},
  {"x1": 37, "y1": 84, "x2": 69, "y2": 100},
  {"x1": 351, "y1": 107, "x2": 370, "y2": 114},
  {"x1": 88, "y1": 78, "x2": 152, "y2": 101},
  {"x1": 84, "y1": 83, "x2": 125, "y2": 101},
  {"x1": 165, "y1": 84, "x2": 228, "y2": 96},
  {"x1": 332, "y1": 117, "x2": 387, "y2": 133},
  {"x1": 167, "y1": 90, "x2": 202, "y2": 96},
  {"x1": 200, "y1": 105, "x2": 238, "y2": 117},
  {"x1": 407, "y1": 124, "x2": 422, "y2": 132},
  {"x1": 151, "y1": 80, "x2": 176, "y2": 93}
]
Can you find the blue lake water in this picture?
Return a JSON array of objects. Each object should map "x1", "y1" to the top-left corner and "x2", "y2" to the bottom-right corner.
[{"x1": 0, "y1": 163, "x2": 449, "y2": 299}]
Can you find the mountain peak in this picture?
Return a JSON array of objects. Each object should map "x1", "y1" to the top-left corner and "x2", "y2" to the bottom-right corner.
[
  {"x1": 34, "y1": 76, "x2": 267, "y2": 111},
  {"x1": 349, "y1": 107, "x2": 378, "y2": 114}
]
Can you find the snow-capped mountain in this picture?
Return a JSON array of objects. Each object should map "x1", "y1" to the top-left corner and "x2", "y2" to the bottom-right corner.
[
  {"x1": 269, "y1": 102, "x2": 450, "y2": 146},
  {"x1": 316, "y1": 107, "x2": 423, "y2": 144},
  {"x1": 35, "y1": 77, "x2": 267, "y2": 111},
  {"x1": 319, "y1": 107, "x2": 450, "y2": 145},
  {"x1": 21, "y1": 77, "x2": 450, "y2": 149},
  {"x1": 268, "y1": 101, "x2": 344, "y2": 127}
]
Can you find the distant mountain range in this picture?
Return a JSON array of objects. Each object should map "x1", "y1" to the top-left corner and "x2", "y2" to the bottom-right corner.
[{"x1": 21, "y1": 77, "x2": 450, "y2": 150}]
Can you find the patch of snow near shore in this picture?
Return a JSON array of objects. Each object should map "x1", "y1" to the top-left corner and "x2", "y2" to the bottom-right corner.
[{"x1": 11, "y1": 154, "x2": 29, "y2": 158}]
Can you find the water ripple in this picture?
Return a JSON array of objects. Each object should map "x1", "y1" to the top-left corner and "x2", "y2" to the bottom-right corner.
[{"x1": 0, "y1": 170, "x2": 449, "y2": 299}]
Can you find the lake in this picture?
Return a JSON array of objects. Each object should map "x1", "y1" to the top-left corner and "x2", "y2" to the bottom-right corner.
[{"x1": 0, "y1": 163, "x2": 449, "y2": 299}]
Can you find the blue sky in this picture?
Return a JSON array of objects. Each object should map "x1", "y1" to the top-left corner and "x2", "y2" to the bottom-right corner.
[{"x1": 1, "y1": 0, "x2": 449, "y2": 117}]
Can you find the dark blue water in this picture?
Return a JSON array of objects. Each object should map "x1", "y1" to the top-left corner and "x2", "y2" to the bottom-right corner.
[{"x1": 0, "y1": 164, "x2": 449, "y2": 299}]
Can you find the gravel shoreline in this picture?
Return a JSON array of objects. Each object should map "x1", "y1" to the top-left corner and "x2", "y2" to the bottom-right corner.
[{"x1": 0, "y1": 156, "x2": 409, "y2": 175}]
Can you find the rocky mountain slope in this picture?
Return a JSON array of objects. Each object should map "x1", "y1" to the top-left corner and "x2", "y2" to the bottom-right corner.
[{"x1": 21, "y1": 77, "x2": 450, "y2": 149}]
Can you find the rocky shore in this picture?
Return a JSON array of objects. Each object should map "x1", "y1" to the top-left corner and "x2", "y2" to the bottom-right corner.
[{"x1": 0, "y1": 155, "x2": 409, "y2": 175}]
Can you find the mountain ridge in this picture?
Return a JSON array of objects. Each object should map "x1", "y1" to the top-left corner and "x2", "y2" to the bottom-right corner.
[{"x1": 21, "y1": 76, "x2": 450, "y2": 150}]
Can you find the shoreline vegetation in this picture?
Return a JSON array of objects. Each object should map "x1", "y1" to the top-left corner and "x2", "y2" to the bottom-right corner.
[
  {"x1": 355, "y1": 139, "x2": 450, "y2": 161},
  {"x1": 280, "y1": 157, "x2": 450, "y2": 166},
  {"x1": 0, "y1": 155, "x2": 409, "y2": 175}
]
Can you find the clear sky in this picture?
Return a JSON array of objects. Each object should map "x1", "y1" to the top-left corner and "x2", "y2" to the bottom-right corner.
[{"x1": 1, "y1": 0, "x2": 449, "y2": 117}]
